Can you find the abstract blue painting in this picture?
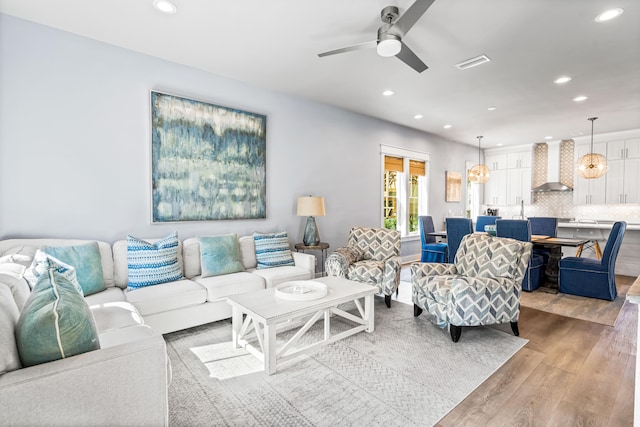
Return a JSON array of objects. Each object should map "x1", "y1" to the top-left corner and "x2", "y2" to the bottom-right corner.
[{"x1": 151, "y1": 91, "x2": 266, "y2": 222}]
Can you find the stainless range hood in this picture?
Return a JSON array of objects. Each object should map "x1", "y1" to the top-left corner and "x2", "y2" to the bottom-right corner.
[{"x1": 531, "y1": 141, "x2": 573, "y2": 192}]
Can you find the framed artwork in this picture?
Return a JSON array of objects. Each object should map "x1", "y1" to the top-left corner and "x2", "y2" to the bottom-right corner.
[
  {"x1": 150, "y1": 91, "x2": 266, "y2": 222},
  {"x1": 445, "y1": 171, "x2": 462, "y2": 202}
]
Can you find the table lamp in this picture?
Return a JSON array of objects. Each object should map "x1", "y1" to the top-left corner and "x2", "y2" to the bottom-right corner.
[{"x1": 297, "y1": 196, "x2": 326, "y2": 246}]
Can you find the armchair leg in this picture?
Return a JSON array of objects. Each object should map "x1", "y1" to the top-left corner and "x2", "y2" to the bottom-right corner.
[
  {"x1": 510, "y1": 321, "x2": 520, "y2": 336},
  {"x1": 414, "y1": 304, "x2": 423, "y2": 317},
  {"x1": 384, "y1": 294, "x2": 391, "y2": 308},
  {"x1": 396, "y1": 287, "x2": 399, "y2": 297},
  {"x1": 450, "y1": 325, "x2": 462, "y2": 343}
]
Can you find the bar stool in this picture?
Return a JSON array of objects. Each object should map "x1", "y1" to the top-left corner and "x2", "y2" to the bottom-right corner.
[{"x1": 573, "y1": 220, "x2": 603, "y2": 260}]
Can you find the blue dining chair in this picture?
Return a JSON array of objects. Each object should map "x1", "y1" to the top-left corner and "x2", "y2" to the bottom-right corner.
[
  {"x1": 475, "y1": 215, "x2": 501, "y2": 232},
  {"x1": 418, "y1": 216, "x2": 448, "y2": 263},
  {"x1": 559, "y1": 221, "x2": 627, "y2": 301},
  {"x1": 496, "y1": 219, "x2": 544, "y2": 291},
  {"x1": 445, "y1": 218, "x2": 473, "y2": 263},
  {"x1": 529, "y1": 216, "x2": 558, "y2": 265}
]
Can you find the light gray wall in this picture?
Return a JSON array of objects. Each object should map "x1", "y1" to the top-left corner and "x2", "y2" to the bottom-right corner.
[{"x1": 0, "y1": 14, "x2": 477, "y2": 263}]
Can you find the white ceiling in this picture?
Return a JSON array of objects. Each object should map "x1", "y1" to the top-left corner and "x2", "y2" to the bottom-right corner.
[{"x1": 2, "y1": 0, "x2": 639, "y2": 148}]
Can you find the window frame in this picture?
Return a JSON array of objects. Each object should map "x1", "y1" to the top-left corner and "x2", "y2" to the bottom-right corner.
[{"x1": 380, "y1": 145, "x2": 431, "y2": 238}]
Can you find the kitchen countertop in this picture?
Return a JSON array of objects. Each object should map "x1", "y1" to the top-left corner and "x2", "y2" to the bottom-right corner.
[{"x1": 558, "y1": 221, "x2": 640, "y2": 231}]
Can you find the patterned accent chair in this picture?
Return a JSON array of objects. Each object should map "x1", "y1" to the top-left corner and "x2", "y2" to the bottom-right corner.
[
  {"x1": 325, "y1": 227, "x2": 401, "y2": 308},
  {"x1": 411, "y1": 233, "x2": 532, "y2": 342}
]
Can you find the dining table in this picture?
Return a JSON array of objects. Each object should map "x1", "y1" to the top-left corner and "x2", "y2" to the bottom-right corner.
[{"x1": 426, "y1": 231, "x2": 589, "y2": 292}]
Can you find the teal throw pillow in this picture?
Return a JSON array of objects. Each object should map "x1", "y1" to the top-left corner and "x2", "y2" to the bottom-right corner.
[
  {"x1": 42, "y1": 242, "x2": 105, "y2": 296},
  {"x1": 127, "y1": 232, "x2": 183, "y2": 290},
  {"x1": 254, "y1": 231, "x2": 295, "y2": 269},
  {"x1": 16, "y1": 257, "x2": 100, "y2": 367},
  {"x1": 198, "y1": 234, "x2": 245, "y2": 278}
]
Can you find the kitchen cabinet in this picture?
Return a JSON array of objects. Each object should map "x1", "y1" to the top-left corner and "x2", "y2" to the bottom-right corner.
[
  {"x1": 605, "y1": 139, "x2": 640, "y2": 204},
  {"x1": 484, "y1": 154, "x2": 507, "y2": 171},
  {"x1": 506, "y1": 168, "x2": 532, "y2": 205},
  {"x1": 607, "y1": 138, "x2": 640, "y2": 161},
  {"x1": 507, "y1": 150, "x2": 532, "y2": 169},
  {"x1": 484, "y1": 147, "x2": 531, "y2": 206},
  {"x1": 574, "y1": 142, "x2": 607, "y2": 205},
  {"x1": 484, "y1": 169, "x2": 507, "y2": 205}
]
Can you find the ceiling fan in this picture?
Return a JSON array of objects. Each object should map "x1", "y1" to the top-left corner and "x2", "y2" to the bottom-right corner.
[{"x1": 317, "y1": 0, "x2": 435, "y2": 73}]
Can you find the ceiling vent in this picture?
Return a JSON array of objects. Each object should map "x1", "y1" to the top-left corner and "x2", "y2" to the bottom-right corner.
[{"x1": 455, "y1": 54, "x2": 492, "y2": 70}]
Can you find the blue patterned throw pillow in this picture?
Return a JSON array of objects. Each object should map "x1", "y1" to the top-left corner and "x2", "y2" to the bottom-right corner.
[
  {"x1": 254, "y1": 231, "x2": 295, "y2": 269},
  {"x1": 16, "y1": 256, "x2": 100, "y2": 367},
  {"x1": 127, "y1": 232, "x2": 183, "y2": 290},
  {"x1": 198, "y1": 234, "x2": 245, "y2": 278}
]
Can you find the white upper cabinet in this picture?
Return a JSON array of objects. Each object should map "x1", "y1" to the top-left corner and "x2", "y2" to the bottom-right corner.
[
  {"x1": 605, "y1": 139, "x2": 640, "y2": 204},
  {"x1": 484, "y1": 147, "x2": 532, "y2": 206},
  {"x1": 484, "y1": 153, "x2": 508, "y2": 171},
  {"x1": 507, "y1": 150, "x2": 532, "y2": 169}
]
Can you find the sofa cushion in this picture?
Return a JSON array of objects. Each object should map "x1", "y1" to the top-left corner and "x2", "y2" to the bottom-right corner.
[
  {"x1": 125, "y1": 279, "x2": 206, "y2": 316},
  {"x1": 239, "y1": 236, "x2": 258, "y2": 270},
  {"x1": 98, "y1": 324, "x2": 158, "y2": 349},
  {"x1": 249, "y1": 265, "x2": 314, "y2": 288},
  {"x1": 253, "y1": 231, "x2": 294, "y2": 269},
  {"x1": 0, "y1": 262, "x2": 31, "y2": 311},
  {"x1": 198, "y1": 234, "x2": 245, "y2": 278},
  {"x1": 0, "y1": 283, "x2": 21, "y2": 374},
  {"x1": 126, "y1": 232, "x2": 184, "y2": 290},
  {"x1": 90, "y1": 301, "x2": 144, "y2": 335},
  {"x1": 16, "y1": 257, "x2": 100, "y2": 367},
  {"x1": 194, "y1": 272, "x2": 265, "y2": 301},
  {"x1": 41, "y1": 241, "x2": 105, "y2": 296},
  {"x1": 348, "y1": 260, "x2": 384, "y2": 285}
]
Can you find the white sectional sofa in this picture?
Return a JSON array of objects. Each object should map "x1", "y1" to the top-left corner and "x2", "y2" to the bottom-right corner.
[{"x1": 0, "y1": 234, "x2": 315, "y2": 426}]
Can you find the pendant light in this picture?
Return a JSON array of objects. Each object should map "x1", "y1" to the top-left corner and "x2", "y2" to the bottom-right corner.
[
  {"x1": 578, "y1": 117, "x2": 607, "y2": 179},
  {"x1": 469, "y1": 136, "x2": 490, "y2": 183}
]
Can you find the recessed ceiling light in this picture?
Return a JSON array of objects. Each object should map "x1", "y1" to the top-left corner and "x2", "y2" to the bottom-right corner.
[
  {"x1": 573, "y1": 95, "x2": 588, "y2": 102},
  {"x1": 443, "y1": 124, "x2": 452, "y2": 129},
  {"x1": 544, "y1": 136, "x2": 553, "y2": 140},
  {"x1": 571, "y1": 131, "x2": 584, "y2": 136},
  {"x1": 487, "y1": 106, "x2": 496, "y2": 111},
  {"x1": 414, "y1": 114, "x2": 423, "y2": 119},
  {"x1": 554, "y1": 76, "x2": 572, "y2": 84},
  {"x1": 595, "y1": 8, "x2": 624, "y2": 22},
  {"x1": 153, "y1": 0, "x2": 177, "y2": 14},
  {"x1": 496, "y1": 143, "x2": 504, "y2": 147},
  {"x1": 382, "y1": 90, "x2": 394, "y2": 96}
]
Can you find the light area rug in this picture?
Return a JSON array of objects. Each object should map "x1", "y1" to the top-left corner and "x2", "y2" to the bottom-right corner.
[{"x1": 165, "y1": 298, "x2": 527, "y2": 427}]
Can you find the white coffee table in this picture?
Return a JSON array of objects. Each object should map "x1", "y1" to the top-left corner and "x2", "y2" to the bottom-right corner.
[{"x1": 226, "y1": 276, "x2": 377, "y2": 375}]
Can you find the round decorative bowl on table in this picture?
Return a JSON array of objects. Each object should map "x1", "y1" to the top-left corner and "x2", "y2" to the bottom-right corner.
[{"x1": 274, "y1": 281, "x2": 328, "y2": 301}]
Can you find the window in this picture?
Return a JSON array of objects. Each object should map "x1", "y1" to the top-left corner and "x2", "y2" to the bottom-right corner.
[{"x1": 381, "y1": 146, "x2": 429, "y2": 237}]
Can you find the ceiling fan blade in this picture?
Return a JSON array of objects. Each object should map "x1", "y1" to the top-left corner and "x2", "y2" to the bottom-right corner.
[
  {"x1": 392, "y1": 0, "x2": 435, "y2": 36},
  {"x1": 396, "y1": 42, "x2": 428, "y2": 73},
  {"x1": 318, "y1": 40, "x2": 377, "y2": 57}
]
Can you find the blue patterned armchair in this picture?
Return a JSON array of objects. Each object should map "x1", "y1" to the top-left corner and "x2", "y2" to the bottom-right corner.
[
  {"x1": 325, "y1": 227, "x2": 401, "y2": 308},
  {"x1": 411, "y1": 233, "x2": 532, "y2": 342}
]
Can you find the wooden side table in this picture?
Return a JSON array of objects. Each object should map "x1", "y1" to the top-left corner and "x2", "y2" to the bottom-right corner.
[{"x1": 294, "y1": 242, "x2": 329, "y2": 277}]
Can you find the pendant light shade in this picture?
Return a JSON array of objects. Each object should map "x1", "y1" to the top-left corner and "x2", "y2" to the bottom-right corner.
[
  {"x1": 469, "y1": 136, "x2": 490, "y2": 184},
  {"x1": 578, "y1": 117, "x2": 607, "y2": 179}
]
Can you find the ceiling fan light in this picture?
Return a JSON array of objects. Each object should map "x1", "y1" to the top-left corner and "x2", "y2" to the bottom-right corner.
[{"x1": 377, "y1": 38, "x2": 401, "y2": 57}]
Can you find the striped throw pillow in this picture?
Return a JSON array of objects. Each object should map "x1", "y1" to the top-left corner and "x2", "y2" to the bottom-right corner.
[
  {"x1": 127, "y1": 232, "x2": 183, "y2": 289},
  {"x1": 254, "y1": 231, "x2": 295, "y2": 269}
]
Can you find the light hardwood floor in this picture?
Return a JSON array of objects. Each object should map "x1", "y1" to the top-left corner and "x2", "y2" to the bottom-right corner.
[{"x1": 427, "y1": 275, "x2": 636, "y2": 427}]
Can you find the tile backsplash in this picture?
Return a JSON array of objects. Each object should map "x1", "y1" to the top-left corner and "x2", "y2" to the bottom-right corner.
[{"x1": 488, "y1": 192, "x2": 640, "y2": 223}]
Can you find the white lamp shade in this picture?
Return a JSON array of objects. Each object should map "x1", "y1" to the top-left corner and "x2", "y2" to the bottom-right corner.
[{"x1": 297, "y1": 196, "x2": 326, "y2": 217}]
